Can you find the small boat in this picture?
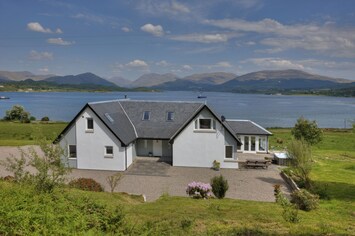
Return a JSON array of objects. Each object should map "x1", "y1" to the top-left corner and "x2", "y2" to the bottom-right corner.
[
  {"x1": 197, "y1": 95, "x2": 207, "y2": 99},
  {"x1": 0, "y1": 96, "x2": 10, "y2": 99}
]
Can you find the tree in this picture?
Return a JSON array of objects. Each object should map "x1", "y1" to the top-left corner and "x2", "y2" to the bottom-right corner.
[
  {"x1": 287, "y1": 139, "x2": 313, "y2": 189},
  {"x1": 0, "y1": 138, "x2": 71, "y2": 193},
  {"x1": 4, "y1": 105, "x2": 31, "y2": 122},
  {"x1": 291, "y1": 117, "x2": 323, "y2": 145},
  {"x1": 210, "y1": 175, "x2": 229, "y2": 199}
]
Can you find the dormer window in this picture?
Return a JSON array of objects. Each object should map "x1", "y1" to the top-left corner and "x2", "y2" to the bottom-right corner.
[
  {"x1": 194, "y1": 118, "x2": 216, "y2": 130},
  {"x1": 166, "y1": 111, "x2": 174, "y2": 121},
  {"x1": 142, "y1": 111, "x2": 150, "y2": 120}
]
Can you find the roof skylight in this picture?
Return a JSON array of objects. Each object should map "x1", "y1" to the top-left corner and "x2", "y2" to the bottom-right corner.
[{"x1": 104, "y1": 113, "x2": 114, "y2": 123}]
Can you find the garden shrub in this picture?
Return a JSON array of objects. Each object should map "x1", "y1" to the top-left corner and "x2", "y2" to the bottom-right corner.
[
  {"x1": 291, "y1": 189, "x2": 319, "y2": 211},
  {"x1": 41, "y1": 116, "x2": 50, "y2": 122},
  {"x1": 186, "y1": 181, "x2": 212, "y2": 199},
  {"x1": 210, "y1": 175, "x2": 229, "y2": 199},
  {"x1": 69, "y1": 178, "x2": 104, "y2": 192},
  {"x1": 275, "y1": 188, "x2": 300, "y2": 223}
]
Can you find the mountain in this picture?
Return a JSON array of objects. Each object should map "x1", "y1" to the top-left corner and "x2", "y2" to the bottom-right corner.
[
  {"x1": 0, "y1": 71, "x2": 53, "y2": 81},
  {"x1": 107, "y1": 76, "x2": 132, "y2": 87},
  {"x1": 231, "y1": 69, "x2": 349, "y2": 83},
  {"x1": 216, "y1": 69, "x2": 351, "y2": 91},
  {"x1": 130, "y1": 73, "x2": 179, "y2": 88},
  {"x1": 183, "y1": 72, "x2": 236, "y2": 85},
  {"x1": 44, "y1": 72, "x2": 117, "y2": 87}
]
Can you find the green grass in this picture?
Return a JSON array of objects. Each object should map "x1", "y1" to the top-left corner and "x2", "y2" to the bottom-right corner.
[
  {"x1": 1, "y1": 125, "x2": 355, "y2": 234},
  {"x1": 0, "y1": 121, "x2": 67, "y2": 146}
]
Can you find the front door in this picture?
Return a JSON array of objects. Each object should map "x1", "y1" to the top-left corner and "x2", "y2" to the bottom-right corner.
[{"x1": 153, "y1": 140, "x2": 162, "y2": 157}]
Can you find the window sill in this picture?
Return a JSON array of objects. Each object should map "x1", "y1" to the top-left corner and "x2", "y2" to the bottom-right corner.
[
  {"x1": 104, "y1": 155, "x2": 113, "y2": 159},
  {"x1": 68, "y1": 157, "x2": 77, "y2": 160},
  {"x1": 224, "y1": 159, "x2": 238, "y2": 162},
  {"x1": 85, "y1": 129, "x2": 94, "y2": 133},
  {"x1": 193, "y1": 129, "x2": 216, "y2": 133}
]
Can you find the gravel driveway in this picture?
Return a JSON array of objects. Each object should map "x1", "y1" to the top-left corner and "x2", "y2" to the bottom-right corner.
[{"x1": 0, "y1": 146, "x2": 290, "y2": 202}]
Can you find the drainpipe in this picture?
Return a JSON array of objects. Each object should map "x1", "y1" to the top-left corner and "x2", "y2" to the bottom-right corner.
[{"x1": 125, "y1": 146, "x2": 127, "y2": 170}]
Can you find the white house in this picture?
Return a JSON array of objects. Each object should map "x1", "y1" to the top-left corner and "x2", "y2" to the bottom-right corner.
[{"x1": 55, "y1": 100, "x2": 271, "y2": 171}]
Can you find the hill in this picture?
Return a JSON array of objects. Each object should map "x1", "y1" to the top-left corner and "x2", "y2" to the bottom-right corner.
[
  {"x1": 183, "y1": 72, "x2": 236, "y2": 85},
  {"x1": 107, "y1": 76, "x2": 133, "y2": 87},
  {"x1": 0, "y1": 71, "x2": 52, "y2": 81},
  {"x1": 44, "y1": 72, "x2": 117, "y2": 87},
  {"x1": 130, "y1": 73, "x2": 179, "y2": 88}
]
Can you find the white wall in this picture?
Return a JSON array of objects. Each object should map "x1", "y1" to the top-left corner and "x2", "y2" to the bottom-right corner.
[
  {"x1": 75, "y1": 108, "x2": 126, "y2": 171},
  {"x1": 173, "y1": 108, "x2": 238, "y2": 169},
  {"x1": 59, "y1": 123, "x2": 77, "y2": 168},
  {"x1": 126, "y1": 143, "x2": 133, "y2": 167}
]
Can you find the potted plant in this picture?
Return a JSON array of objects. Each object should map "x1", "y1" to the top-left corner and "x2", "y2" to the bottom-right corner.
[{"x1": 212, "y1": 160, "x2": 220, "y2": 171}]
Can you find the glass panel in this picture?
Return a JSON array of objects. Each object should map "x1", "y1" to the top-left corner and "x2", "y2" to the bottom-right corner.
[
  {"x1": 167, "y1": 112, "x2": 174, "y2": 121},
  {"x1": 251, "y1": 136, "x2": 256, "y2": 151},
  {"x1": 259, "y1": 137, "x2": 266, "y2": 151},
  {"x1": 87, "y1": 118, "x2": 93, "y2": 130},
  {"x1": 225, "y1": 146, "x2": 233, "y2": 158},
  {"x1": 105, "y1": 146, "x2": 113, "y2": 155},
  {"x1": 143, "y1": 111, "x2": 150, "y2": 120},
  {"x1": 69, "y1": 145, "x2": 76, "y2": 158},
  {"x1": 237, "y1": 136, "x2": 241, "y2": 150},
  {"x1": 244, "y1": 136, "x2": 249, "y2": 151},
  {"x1": 199, "y1": 119, "x2": 211, "y2": 129}
]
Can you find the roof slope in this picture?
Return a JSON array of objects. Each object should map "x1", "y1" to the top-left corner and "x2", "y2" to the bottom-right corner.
[
  {"x1": 88, "y1": 101, "x2": 137, "y2": 145},
  {"x1": 226, "y1": 120, "x2": 272, "y2": 135},
  {"x1": 118, "y1": 100, "x2": 204, "y2": 139}
]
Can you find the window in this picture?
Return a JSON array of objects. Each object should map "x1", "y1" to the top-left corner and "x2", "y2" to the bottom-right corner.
[
  {"x1": 199, "y1": 119, "x2": 211, "y2": 129},
  {"x1": 68, "y1": 145, "x2": 76, "y2": 158},
  {"x1": 142, "y1": 111, "x2": 150, "y2": 120},
  {"x1": 87, "y1": 118, "x2": 94, "y2": 130},
  {"x1": 166, "y1": 111, "x2": 174, "y2": 121},
  {"x1": 244, "y1": 136, "x2": 249, "y2": 151},
  {"x1": 259, "y1": 137, "x2": 266, "y2": 151},
  {"x1": 225, "y1": 146, "x2": 233, "y2": 159},
  {"x1": 105, "y1": 146, "x2": 113, "y2": 157},
  {"x1": 237, "y1": 136, "x2": 242, "y2": 151},
  {"x1": 251, "y1": 136, "x2": 256, "y2": 151}
]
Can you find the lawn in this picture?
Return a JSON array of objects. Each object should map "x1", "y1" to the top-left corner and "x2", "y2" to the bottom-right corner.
[
  {"x1": 0, "y1": 121, "x2": 67, "y2": 146},
  {"x1": 0, "y1": 125, "x2": 354, "y2": 235}
]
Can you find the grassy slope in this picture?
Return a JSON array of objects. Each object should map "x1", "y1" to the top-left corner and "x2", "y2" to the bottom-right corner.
[
  {"x1": 1, "y1": 124, "x2": 354, "y2": 234},
  {"x1": 0, "y1": 121, "x2": 67, "y2": 146}
]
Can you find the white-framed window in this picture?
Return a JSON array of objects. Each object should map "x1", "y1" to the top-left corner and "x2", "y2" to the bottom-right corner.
[
  {"x1": 142, "y1": 111, "x2": 150, "y2": 121},
  {"x1": 225, "y1": 145, "x2": 233, "y2": 159},
  {"x1": 86, "y1": 118, "x2": 94, "y2": 131},
  {"x1": 105, "y1": 146, "x2": 113, "y2": 157},
  {"x1": 195, "y1": 118, "x2": 216, "y2": 130},
  {"x1": 166, "y1": 111, "x2": 174, "y2": 121},
  {"x1": 68, "y1": 145, "x2": 77, "y2": 158}
]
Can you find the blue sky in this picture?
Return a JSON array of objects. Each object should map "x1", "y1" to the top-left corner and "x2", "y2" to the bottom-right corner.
[{"x1": 0, "y1": 0, "x2": 354, "y2": 80}]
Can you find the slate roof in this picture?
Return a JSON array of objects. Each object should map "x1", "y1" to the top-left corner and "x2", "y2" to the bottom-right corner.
[
  {"x1": 55, "y1": 100, "x2": 242, "y2": 146},
  {"x1": 226, "y1": 120, "x2": 272, "y2": 136}
]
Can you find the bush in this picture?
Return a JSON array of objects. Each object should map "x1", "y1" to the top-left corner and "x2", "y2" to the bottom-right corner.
[
  {"x1": 275, "y1": 190, "x2": 300, "y2": 223},
  {"x1": 69, "y1": 178, "x2": 104, "y2": 192},
  {"x1": 291, "y1": 189, "x2": 319, "y2": 211},
  {"x1": 291, "y1": 117, "x2": 323, "y2": 145},
  {"x1": 3, "y1": 105, "x2": 31, "y2": 122},
  {"x1": 186, "y1": 181, "x2": 212, "y2": 199},
  {"x1": 41, "y1": 116, "x2": 50, "y2": 122},
  {"x1": 212, "y1": 160, "x2": 220, "y2": 170},
  {"x1": 210, "y1": 175, "x2": 229, "y2": 199},
  {"x1": 106, "y1": 173, "x2": 122, "y2": 193}
]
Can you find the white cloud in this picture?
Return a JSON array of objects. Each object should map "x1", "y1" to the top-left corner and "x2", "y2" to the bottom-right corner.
[
  {"x1": 72, "y1": 13, "x2": 104, "y2": 23},
  {"x1": 116, "y1": 59, "x2": 149, "y2": 71},
  {"x1": 170, "y1": 33, "x2": 229, "y2": 43},
  {"x1": 136, "y1": 0, "x2": 190, "y2": 16},
  {"x1": 141, "y1": 24, "x2": 164, "y2": 36},
  {"x1": 215, "y1": 61, "x2": 232, "y2": 68},
  {"x1": 38, "y1": 67, "x2": 49, "y2": 74},
  {"x1": 156, "y1": 60, "x2": 169, "y2": 66},
  {"x1": 171, "y1": 1, "x2": 190, "y2": 13},
  {"x1": 121, "y1": 27, "x2": 131, "y2": 32},
  {"x1": 28, "y1": 50, "x2": 53, "y2": 60},
  {"x1": 182, "y1": 64, "x2": 192, "y2": 70},
  {"x1": 27, "y1": 22, "x2": 62, "y2": 34},
  {"x1": 205, "y1": 18, "x2": 355, "y2": 58},
  {"x1": 244, "y1": 58, "x2": 305, "y2": 70},
  {"x1": 47, "y1": 38, "x2": 74, "y2": 46}
]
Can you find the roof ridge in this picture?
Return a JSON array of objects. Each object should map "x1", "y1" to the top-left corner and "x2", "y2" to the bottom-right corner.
[
  {"x1": 250, "y1": 120, "x2": 273, "y2": 135},
  {"x1": 118, "y1": 101, "x2": 138, "y2": 138},
  {"x1": 119, "y1": 99, "x2": 204, "y2": 104}
]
